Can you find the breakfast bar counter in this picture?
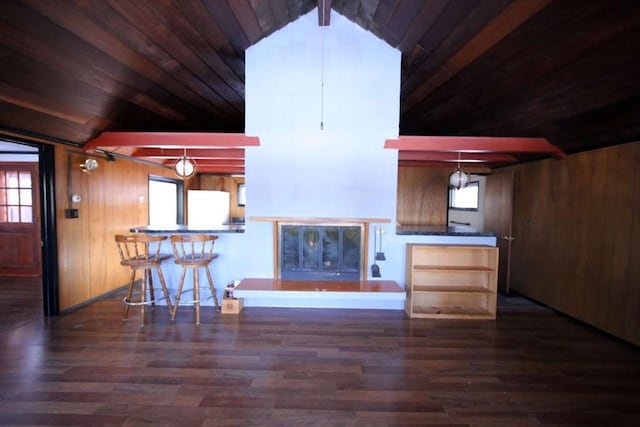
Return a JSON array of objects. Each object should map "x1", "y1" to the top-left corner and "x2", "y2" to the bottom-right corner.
[
  {"x1": 130, "y1": 224, "x2": 244, "y2": 234},
  {"x1": 395, "y1": 225, "x2": 496, "y2": 237},
  {"x1": 127, "y1": 224, "x2": 246, "y2": 309}
]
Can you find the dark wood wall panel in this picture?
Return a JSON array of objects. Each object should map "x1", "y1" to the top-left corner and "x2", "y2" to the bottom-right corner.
[
  {"x1": 0, "y1": 101, "x2": 96, "y2": 142},
  {"x1": 405, "y1": 0, "x2": 640, "y2": 138},
  {"x1": 508, "y1": 141, "x2": 640, "y2": 346},
  {"x1": 17, "y1": 0, "x2": 239, "y2": 129},
  {"x1": 396, "y1": 166, "x2": 448, "y2": 227},
  {"x1": 629, "y1": 193, "x2": 640, "y2": 345},
  {"x1": 105, "y1": 1, "x2": 243, "y2": 113},
  {"x1": 400, "y1": 0, "x2": 511, "y2": 103}
]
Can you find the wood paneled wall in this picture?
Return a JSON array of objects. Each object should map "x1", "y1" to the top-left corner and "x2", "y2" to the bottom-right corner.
[
  {"x1": 508, "y1": 141, "x2": 640, "y2": 346},
  {"x1": 55, "y1": 147, "x2": 178, "y2": 311},
  {"x1": 396, "y1": 167, "x2": 448, "y2": 226}
]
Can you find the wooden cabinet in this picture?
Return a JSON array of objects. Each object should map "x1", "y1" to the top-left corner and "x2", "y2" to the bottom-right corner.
[
  {"x1": 405, "y1": 244, "x2": 498, "y2": 319},
  {"x1": 396, "y1": 167, "x2": 449, "y2": 227}
]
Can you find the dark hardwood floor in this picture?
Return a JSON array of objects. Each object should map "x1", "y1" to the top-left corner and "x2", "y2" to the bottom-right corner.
[{"x1": 1, "y1": 277, "x2": 639, "y2": 426}]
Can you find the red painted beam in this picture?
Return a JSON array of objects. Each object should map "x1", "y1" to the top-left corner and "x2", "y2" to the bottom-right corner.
[
  {"x1": 132, "y1": 148, "x2": 244, "y2": 159},
  {"x1": 399, "y1": 160, "x2": 492, "y2": 173},
  {"x1": 162, "y1": 159, "x2": 244, "y2": 175},
  {"x1": 163, "y1": 159, "x2": 243, "y2": 166},
  {"x1": 187, "y1": 159, "x2": 244, "y2": 167},
  {"x1": 318, "y1": 0, "x2": 331, "y2": 26},
  {"x1": 192, "y1": 166, "x2": 245, "y2": 174},
  {"x1": 398, "y1": 151, "x2": 517, "y2": 163},
  {"x1": 385, "y1": 135, "x2": 565, "y2": 158},
  {"x1": 84, "y1": 132, "x2": 260, "y2": 151}
]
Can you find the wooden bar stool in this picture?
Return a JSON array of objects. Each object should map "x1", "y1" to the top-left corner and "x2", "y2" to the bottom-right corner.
[
  {"x1": 115, "y1": 234, "x2": 173, "y2": 326},
  {"x1": 169, "y1": 234, "x2": 220, "y2": 324}
]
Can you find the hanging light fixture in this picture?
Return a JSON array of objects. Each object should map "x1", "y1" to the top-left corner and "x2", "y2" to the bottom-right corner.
[
  {"x1": 449, "y1": 152, "x2": 469, "y2": 189},
  {"x1": 174, "y1": 147, "x2": 196, "y2": 179},
  {"x1": 79, "y1": 158, "x2": 99, "y2": 173}
]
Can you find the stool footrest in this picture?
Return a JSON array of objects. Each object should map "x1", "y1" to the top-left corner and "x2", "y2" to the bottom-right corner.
[{"x1": 123, "y1": 296, "x2": 170, "y2": 307}]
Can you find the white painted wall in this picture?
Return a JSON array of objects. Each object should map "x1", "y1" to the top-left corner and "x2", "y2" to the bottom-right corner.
[
  {"x1": 242, "y1": 10, "x2": 401, "y2": 283},
  {"x1": 176, "y1": 10, "x2": 495, "y2": 308}
]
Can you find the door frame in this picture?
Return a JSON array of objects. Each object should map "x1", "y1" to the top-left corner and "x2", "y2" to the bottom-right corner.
[
  {"x1": 38, "y1": 143, "x2": 59, "y2": 316},
  {"x1": 1, "y1": 138, "x2": 58, "y2": 316}
]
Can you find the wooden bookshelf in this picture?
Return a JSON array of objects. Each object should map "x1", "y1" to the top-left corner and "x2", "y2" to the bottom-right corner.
[{"x1": 405, "y1": 244, "x2": 499, "y2": 319}]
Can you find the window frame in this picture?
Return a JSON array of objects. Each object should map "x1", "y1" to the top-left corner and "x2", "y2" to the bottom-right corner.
[
  {"x1": 237, "y1": 183, "x2": 246, "y2": 207},
  {"x1": 148, "y1": 175, "x2": 184, "y2": 225},
  {"x1": 448, "y1": 180, "x2": 480, "y2": 211},
  {"x1": 0, "y1": 167, "x2": 34, "y2": 224}
]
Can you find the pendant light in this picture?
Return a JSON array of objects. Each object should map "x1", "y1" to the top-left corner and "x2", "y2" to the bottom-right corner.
[
  {"x1": 80, "y1": 158, "x2": 99, "y2": 173},
  {"x1": 449, "y1": 152, "x2": 469, "y2": 189},
  {"x1": 174, "y1": 147, "x2": 196, "y2": 179}
]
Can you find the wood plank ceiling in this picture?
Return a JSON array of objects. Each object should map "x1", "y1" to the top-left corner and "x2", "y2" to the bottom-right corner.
[{"x1": 1, "y1": 0, "x2": 639, "y2": 174}]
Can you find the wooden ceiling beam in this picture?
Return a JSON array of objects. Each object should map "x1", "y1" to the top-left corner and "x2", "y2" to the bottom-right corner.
[
  {"x1": 318, "y1": 0, "x2": 331, "y2": 26},
  {"x1": 403, "y1": 0, "x2": 552, "y2": 111},
  {"x1": 386, "y1": 135, "x2": 565, "y2": 158},
  {"x1": 84, "y1": 132, "x2": 260, "y2": 151},
  {"x1": 0, "y1": 84, "x2": 93, "y2": 125}
]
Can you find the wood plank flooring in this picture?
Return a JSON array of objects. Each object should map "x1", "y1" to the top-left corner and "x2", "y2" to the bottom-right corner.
[{"x1": 1, "y1": 276, "x2": 639, "y2": 426}]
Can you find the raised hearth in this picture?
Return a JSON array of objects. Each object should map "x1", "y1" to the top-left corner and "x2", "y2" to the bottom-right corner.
[{"x1": 234, "y1": 278, "x2": 405, "y2": 309}]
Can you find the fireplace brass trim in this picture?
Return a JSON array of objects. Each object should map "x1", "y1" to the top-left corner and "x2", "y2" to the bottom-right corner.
[{"x1": 251, "y1": 217, "x2": 390, "y2": 280}]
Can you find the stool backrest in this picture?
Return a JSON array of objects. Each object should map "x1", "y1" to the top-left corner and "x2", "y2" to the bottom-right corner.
[
  {"x1": 170, "y1": 234, "x2": 218, "y2": 266},
  {"x1": 115, "y1": 234, "x2": 167, "y2": 267}
]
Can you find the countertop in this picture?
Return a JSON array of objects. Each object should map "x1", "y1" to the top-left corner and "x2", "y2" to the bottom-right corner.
[
  {"x1": 395, "y1": 225, "x2": 496, "y2": 237},
  {"x1": 130, "y1": 224, "x2": 245, "y2": 233}
]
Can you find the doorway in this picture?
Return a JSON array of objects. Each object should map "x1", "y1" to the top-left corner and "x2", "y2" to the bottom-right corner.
[
  {"x1": 484, "y1": 169, "x2": 515, "y2": 294},
  {"x1": 0, "y1": 139, "x2": 58, "y2": 316}
]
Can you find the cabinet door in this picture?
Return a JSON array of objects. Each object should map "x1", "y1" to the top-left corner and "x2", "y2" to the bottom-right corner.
[{"x1": 397, "y1": 167, "x2": 448, "y2": 226}]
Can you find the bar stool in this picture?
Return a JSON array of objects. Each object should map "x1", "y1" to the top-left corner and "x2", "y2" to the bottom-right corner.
[
  {"x1": 114, "y1": 234, "x2": 173, "y2": 326},
  {"x1": 169, "y1": 234, "x2": 220, "y2": 324}
]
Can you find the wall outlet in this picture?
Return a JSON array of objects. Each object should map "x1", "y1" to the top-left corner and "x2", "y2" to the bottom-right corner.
[{"x1": 65, "y1": 209, "x2": 79, "y2": 219}]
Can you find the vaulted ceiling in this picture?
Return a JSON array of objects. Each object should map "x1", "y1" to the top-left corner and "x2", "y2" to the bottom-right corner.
[{"x1": 1, "y1": 0, "x2": 639, "y2": 174}]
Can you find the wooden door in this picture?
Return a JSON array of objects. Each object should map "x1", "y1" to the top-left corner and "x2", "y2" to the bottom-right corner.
[
  {"x1": 0, "y1": 163, "x2": 41, "y2": 276},
  {"x1": 484, "y1": 169, "x2": 514, "y2": 293}
]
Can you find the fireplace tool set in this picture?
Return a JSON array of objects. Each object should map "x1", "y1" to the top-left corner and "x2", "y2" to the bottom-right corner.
[{"x1": 371, "y1": 226, "x2": 386, "y2": 277}]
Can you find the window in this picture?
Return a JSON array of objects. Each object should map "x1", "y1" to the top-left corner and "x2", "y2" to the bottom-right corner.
[
  {"x1": 0, "y1": 169, "x2": 33, "y2": 223},
  {"x1": 237, "y1": 183, "x2": 246, "y2": 206},
  {"x1": 148, "y1": 176, "x2": 183, "y2": 225},
  {"x1": 449, "y1": 181, "x2": 479, "y2": 211}
]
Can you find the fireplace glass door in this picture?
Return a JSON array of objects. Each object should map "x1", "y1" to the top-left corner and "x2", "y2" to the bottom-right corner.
[{"x1": 280, "y1": 225, "x2": 361, "y2": 281}]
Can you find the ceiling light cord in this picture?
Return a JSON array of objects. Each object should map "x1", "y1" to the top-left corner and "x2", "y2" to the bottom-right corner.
[{"x1": 320, "y1": 25, "x2": 325, "y2": 131}]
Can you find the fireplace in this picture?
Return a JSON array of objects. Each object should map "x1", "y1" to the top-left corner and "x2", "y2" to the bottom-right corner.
[
  {"x1": 251, "y1": 216, "x2": 390, "y2": 282},
  {"x1": 280, "y1": 225, "x2": 362, "y2": 281}
]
